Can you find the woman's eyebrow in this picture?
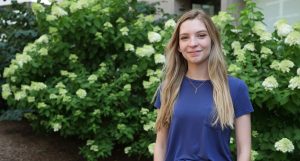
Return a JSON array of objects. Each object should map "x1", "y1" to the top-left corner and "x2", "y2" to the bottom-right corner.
[{"x1": 179, "y1": 30, "x2": 208, "y2": 36}]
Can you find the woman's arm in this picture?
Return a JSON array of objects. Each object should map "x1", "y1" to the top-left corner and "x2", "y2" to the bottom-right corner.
[
  {"x1": 235, "y1": 114, "x2": 252, "y2": 161},
  {"x1": 154, "y1": 110, "x2": 168, "y2": 161}
]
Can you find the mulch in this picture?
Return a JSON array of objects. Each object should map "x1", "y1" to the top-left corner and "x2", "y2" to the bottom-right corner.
[{"x1": 0, "y1": 120, "x2": 151, "y2": 161}]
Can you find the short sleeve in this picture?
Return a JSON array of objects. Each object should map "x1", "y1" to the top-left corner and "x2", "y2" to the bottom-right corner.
[
  {"x1": 154, "y1": 90, "x2": 161, "y2": 109},
  {"x1": 233, "y1": 81, "x2": 254, "y2": 118}
]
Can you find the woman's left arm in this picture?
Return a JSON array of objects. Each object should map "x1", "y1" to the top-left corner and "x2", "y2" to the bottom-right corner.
[{"x1": 235, "y1": 114, "x2": 252, "y2": 161}]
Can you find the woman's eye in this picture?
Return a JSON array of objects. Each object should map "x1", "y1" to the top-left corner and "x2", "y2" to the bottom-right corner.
[
  {"x1": 180, "y1": 37, "x2": 188, "y2": 40},
  {"x1": 197, "y1": 34, "x2": 206, "y2": 38}
]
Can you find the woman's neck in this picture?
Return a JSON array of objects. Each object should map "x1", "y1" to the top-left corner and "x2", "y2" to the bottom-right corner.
[{"x1": 186, "y1": 63, "x2": 209, "y2": 80}]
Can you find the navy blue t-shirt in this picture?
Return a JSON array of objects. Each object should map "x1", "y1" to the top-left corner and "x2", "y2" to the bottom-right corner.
[{"x1": 154, "y1": 76, "x2": 254, "y2": 161}]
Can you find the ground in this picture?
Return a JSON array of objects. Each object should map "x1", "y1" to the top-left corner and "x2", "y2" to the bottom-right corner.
[{"x1": 0, "y1": 120, "x2": 151, "y2": 161}]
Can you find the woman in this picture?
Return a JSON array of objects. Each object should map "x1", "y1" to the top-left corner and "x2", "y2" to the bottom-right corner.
[{"x1": 153, "y1": 9, "x2": 253, "y2": 161}]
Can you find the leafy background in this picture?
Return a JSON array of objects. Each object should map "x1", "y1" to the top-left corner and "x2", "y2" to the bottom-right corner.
[{"x1": 1, "y1": 0, "x2": 299, "y2": 160}]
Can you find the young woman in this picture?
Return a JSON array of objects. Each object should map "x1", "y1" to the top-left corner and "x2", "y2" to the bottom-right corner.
[{"x1": 153, "y1": 10, "x2": 253, "y2": 161}]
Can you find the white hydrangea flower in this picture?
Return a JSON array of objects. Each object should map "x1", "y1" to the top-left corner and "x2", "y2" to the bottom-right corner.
[
  {"x1": 88, "y1": 74, "x2": 98, "y2": 83},
  {"x1": 51, "y1": 5, "x2": 68, "y2": 17},
  {"x1": 270, "y1": 60, "x2": 280, "y2": 70},
  {"x1": 148, "y1": 31, "x2": 161, "y2": 43},
  {"x1": 90, "y1": 145, "x2": 99, "y2": 152},
  {"x1": 55, "y1": 82, "x2": 66, "y2": 88},
  {"x1": 14, "y1": 91, "x2": 27, "y2": 101},
  {"x1": 243, "y1": 43, "x2": 255, "y2": 51},
  {"x1": 46, "y1": 15, "x2": 58, "y2": 21},
  {"x1": 297, "y1": 68, "x2": 300, "y2": 76},
  {"x1": 1, "y1": 84, "x2": 12, "y2": 99},
  {"x1": 59, "y1": 88, "x2": 68, "y2": 95},
  {"x1": 228, "y1": 64, "x2": 241, "y2": 73},
  {"x1": 251, "y1": 150, "x2": 259, "y2": 161},
  {"x1": 148, "y1": 143, "x2": 155, "y2": 155},
  {"x1": 15, "y1": 53, "x2": 32, "y2": 68},
  {"x1": 27, "y1": 96, "x2": 35, "y2": 103},
  {"x1": 135, "y1": 45, "x2": 155, "y2": 57},
  {"x1": 3, "y1": 64, "x2": 18, "y2": 78},
  {"x1": 154, "y1": 54, "x2": 165, "y2": 64},
  {"x1": 270, "y1": 60, "x2": 294, "y2": 73},
  {"x1": 144, "y1": 15, "x2": 154, "y2": 22},
  {"x1": 39, "y1": 48, "x2": 48, "y2": 56},
  {"x1": 274, "y1": 19, "x2": 287, "y2": 29},
  {"x1": 49, "y1": 94, "x2": 58, "y2": 99},
  {"x1": 32, "y1": 3, "x2": 45, "y2": 15},
  {"x1": 86, "y1": 139, "x2": 94, "y2": 146},
  {"x1": 124, "y1": 43, "x2": 134, "y2": 51},
  {"x1": 230, "y1": 137, "x2": 234, "y2": 144},
  {"x1": 143, "y1": 81, "x2": 151, "y2": 89},
  {"x1": 231, "y1": 41, "x2": 241, "y2": 50},
  {"x1": 124, "y1": 146, "x2": 131, "y2": 154},
  {"x1": 284, "y1": 31, "x2": 300, "y2": 46},
  {"x1": 274, "y1": 138, "x2": 294, "y2": 153},
  {"x1": 116, "y1": 17, "x2": 125, "y2": 24},
  {"x1": 211, "y1": 11, "x2": 234, "y2": 28},
  {"x1": 120, "y1": 27, "x2": 129, "y2": 36},
  {"x1": 235, "y1": 50, "x2": 246, "y2": 63},
  {"x1": 262, "y1": 76, "x2": 278, "y2": 91},
  {"x1": 35, "y1": 34, "x2": 49, "y2": 44},
  {"x1": 252, "y1": 22, "x2": 272, "y2": 42},
  {"x1": 259, "y1": 31, "x2": 272, "y2": 42},
  {"x1": 164, "y1": 19, "x2": 176, "y2": 29},
  {"x1": 69, "y1": 0, "x2": 88, "y2": 13},
  {"x1": 143, "y1": 121, "x2": 155, "y2": 131},
  {"x1": 76, "y1": 89, "x2": 87, "y2": 98},
  {"x1": 52, "y1": 122, "x2": 62, "y2": 132},
  {"x1": 62, "y1": 95, "x2": 71, "y2": 102},
  {"x1": 37, "y1": 102, "x2": 47, "y2": 109},
  {"x1": 140, "y1": 108, "x2": 149, "y2": 115},
  {"x1": 69, "y1": 54, "x2": 78, "y2": 62},
  {"x1": 30, "y1": 81, "x2": 47, "y2": 91},
  {"x1": 277, "y1": 24, "x2": 293, "y2": 37},
  {"x1": 123, "y1": 84, "x2": 131, "y2": 91},
  {"x1": 288, "y1": 76, "x2": 300, "y2": 90},
  {"x1": 103, "y1": 22, "x2": 113, "y2": 29},
  {"x1": 252, "y1": 21, "x2": 266, "y2": 34},
  {"x1": 280, "y1": 60, "x2": 295, "y2": 73},
  {"x1": 260, "y1": 46, "x2": 272, "y2": 54},
  {"x1": 68, "y1": 72, "x2": 77, "y2": 80}
]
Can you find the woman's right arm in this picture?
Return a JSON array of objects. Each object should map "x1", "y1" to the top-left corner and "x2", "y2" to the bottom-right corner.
[{"x1": 154, "y1": 110, "x2": 168, "y2": 161}]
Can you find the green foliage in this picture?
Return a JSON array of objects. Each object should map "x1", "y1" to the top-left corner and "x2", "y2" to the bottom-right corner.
[
  {"x1": 0, "y1": 1, "x2": 39, "y2": 83},
  {"x1": 1, "y1": 0, "x2": 171, "y2": 160},
  {"x1": 212, "y1": 0, "x2": 300, "y2": 160},
  {"x1": 2, "y1": 0, "x2": 299, "y2": 160}
]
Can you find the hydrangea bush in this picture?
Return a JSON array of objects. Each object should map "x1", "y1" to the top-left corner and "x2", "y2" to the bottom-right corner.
[
  {"x1": 1, "y1": 0, "x2": 299, "y2": 160},
  {"x1": 212, "y1": 0, "x2": 300, "y2": 160},
  {"x1": 1, "y1": 0, "x2": 171, "y2": 160}
]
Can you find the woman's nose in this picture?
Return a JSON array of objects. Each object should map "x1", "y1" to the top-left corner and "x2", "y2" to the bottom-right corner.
[{"x1": 188, "y1": 37, "x2": 198, "y2": 46}]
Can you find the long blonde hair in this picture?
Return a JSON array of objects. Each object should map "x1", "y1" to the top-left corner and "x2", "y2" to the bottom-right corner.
[{"x1": 155, "y1": 9, "x2": 234, "y2": 131}]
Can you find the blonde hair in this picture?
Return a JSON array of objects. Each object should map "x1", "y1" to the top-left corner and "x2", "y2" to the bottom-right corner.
[{"x1": 155, "y1": 9, "x2": 234, "y2": 131}]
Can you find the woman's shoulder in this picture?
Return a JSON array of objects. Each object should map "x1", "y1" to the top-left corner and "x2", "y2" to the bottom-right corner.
[{"x1": 227, "y1": 75, "x2": 249, "y2": 92}]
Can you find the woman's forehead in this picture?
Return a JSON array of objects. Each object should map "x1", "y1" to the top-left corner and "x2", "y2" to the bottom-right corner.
[{"x1": 179, "y1": 19, "x2": 207, "y2": 34}]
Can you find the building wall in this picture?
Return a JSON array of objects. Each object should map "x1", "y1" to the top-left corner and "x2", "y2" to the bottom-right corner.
[{"x1": 254, "y1": 0, "x2": 300, "y2": 31}]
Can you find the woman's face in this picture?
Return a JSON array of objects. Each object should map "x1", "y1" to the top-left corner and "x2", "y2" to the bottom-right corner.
[{"x1": 178, "y1": 18, "x2": 212, "y2": 66}]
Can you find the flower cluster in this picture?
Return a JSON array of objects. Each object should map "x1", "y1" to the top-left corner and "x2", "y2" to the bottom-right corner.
[
  {"x1": 148, "y1": 31, "x2": 161, "y2": 43},
  {"x1": 274, "y1": 138, "x2": 294, "y2": 153},
  {"x1": 164, "y1": 19, "x2": 176, "y2": 29},
  {"x1": 288, "y1": 76, "x2": 300, "y2": 90},
  {"x1": 262, "y1": 76, "x2": 278, "y2": 91},
  {"x1": 270, "y1": 60, "x2": 294, "y2": 73},
  {"x1": 252, "y1": 22, "x2": 272, "y2": 42},
  {"x1": 143, "y1": 69, "x2": 161, "y2": 89},
  {"x1": 211, "y1": 11, "x2": 234, "y2": 29},
  {"x1": 76, "y1": 89, "x2": 87, "y2": 99},
  {"x1": 135, "y1": 45, "x2": 155, "y2": 57}
]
